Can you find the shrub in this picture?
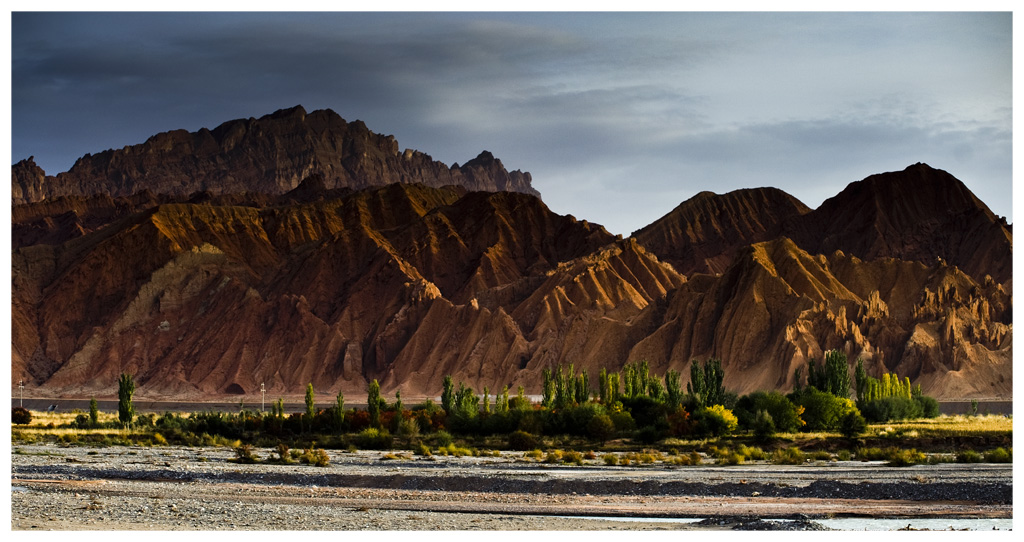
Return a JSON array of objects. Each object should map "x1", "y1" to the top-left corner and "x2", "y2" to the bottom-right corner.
[
  {"x1": 771, "y1": 447, "x2": 805, "y2": 465},
  {"x1": 717, "y1": 452, "x2": 744, "y2": 465},
  {"x1": 791, "y1": 387, "x2": 856, "y2": 431},
  {"x1": 507, "y1": 430, "x2": 539, "y2": 451},
  {"x1": 396, "y1": 417, "x2": 421, "y2": 441},
  {"x1": 692, "y1": 405, "x2": 738, "y2": 437},
  {"x1": 838, "y1": 409, "x2": 868, "y2": 438},
  {"x1": 633, "y1": 425, "x2": 664, "y2": 444},
  {"x1": 602, "y1": 453, "x2": 619, "y2": 466},
  {"x1": 273, "y1": 443, "x2": 293, "y2": 463},
  {"x1": 11, "y1": 407, "x2": 32, "y2": 425},
  {"x1": 836, "y1": 449, "x2": 852, "y2": 461},
  {"x1": 431, "y1": 430, "x2": 454, "y2": 448},
  {"x1": 608, "y1": 410, "x2": 636, "y2": 432},
  {"x1": 356, "y1": 427, "x2": 393, "y2": 450},
  {"x1": 887, "y1": 448, "x2": 926, "y2": 467},
  {"x1": 736, "y1": 391, "x2": 803, "y2": 433},
  {"x1": 233, "y1": 444, "x2": 260, "y2": 464},
  {"x1": 736, "y1": 444, "x2": 767, "y2": 461},
  {"x1": 860, "y1": 396, "x2": 923, "y2": 422},
  {"x1": 752, "y1": 409, "x2": 776, "y2": 441},
  {"x1": 152, "y1": 432, "x2": 168, "y2": 446},
  {"x1": 956, "y1": 450, "x2": 984, "y2": 463},
  {"x1": 563, "y1": 450, "x2": 584, "y2": 465},
  {"x1": 544, "y1": 450, "x2": 563, "y2": 463},
  {"x1": 524, "y1": 449, "x2": 543, "y2": 460},
  {"x1": 415, "y1": 444, "x2": 433, "y2": 456},
  {"x1": 586, "y1": 414, "x2": 615, "y2": 443},
  {"x1": 299, "y1": 447, "x2": 331, "y2": 467},
  {"x1": 72, "y1": 413, "x2": 91, "y2": 429},
  {"x1": 983, "y1": 448, "x2": 1012, "y2": 463},
  {"x1": 914, "y1": 395, "x2": 941, "y2": 419},
  {"x1": 855, "y1": 447, "x2": 886, "y2": 461}
]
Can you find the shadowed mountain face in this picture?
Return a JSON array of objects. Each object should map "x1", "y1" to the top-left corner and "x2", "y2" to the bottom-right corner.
[
  {"x1": 636, "y1": 163, "x2": 1012, "y2": 285},
  {"x1": 10, "y1": 110, "x2": 1011, "y2": 400}
]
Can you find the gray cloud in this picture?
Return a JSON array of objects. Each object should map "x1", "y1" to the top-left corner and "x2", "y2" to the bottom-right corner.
[{"x1": 12, "y1": 12, "x2": 1012, "y2": 235}]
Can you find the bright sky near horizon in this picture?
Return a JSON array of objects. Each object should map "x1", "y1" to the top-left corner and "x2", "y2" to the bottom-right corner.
[{"x1": 9, "y1": 8, "x2": 1014, "y2": 235}]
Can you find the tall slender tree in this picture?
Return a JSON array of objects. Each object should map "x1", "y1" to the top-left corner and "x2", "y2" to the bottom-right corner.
[
  {"x1": 367, "y1": 379, "x2": 382, "y2": 428},
  {"x1": 441, "y1": 375, "x2": 455, "y2": 414},
  {"x1": 117, "y1": 373, "x2": 135, "y2": 427},
  {"x1": 305, "y1": 383, "x2": 316, "y2": 419}
]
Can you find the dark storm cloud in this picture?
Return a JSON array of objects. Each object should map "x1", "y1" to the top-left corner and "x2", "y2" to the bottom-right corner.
[{"x1": 11, "y1": 12, "x2": 1013, "y2": 235}]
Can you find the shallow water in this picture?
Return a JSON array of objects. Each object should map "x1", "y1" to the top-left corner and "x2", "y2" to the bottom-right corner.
[{"x1": 563, "y1": 516, "x2": 1012, "y2": 531}]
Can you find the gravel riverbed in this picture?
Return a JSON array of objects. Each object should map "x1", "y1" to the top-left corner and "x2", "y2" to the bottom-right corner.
[{"x1": 11, "y1": 444, "x2": 1012, "y2": 530}]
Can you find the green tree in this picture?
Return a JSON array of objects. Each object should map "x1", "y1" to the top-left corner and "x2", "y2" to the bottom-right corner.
[
  {"x1": 394, "y1": 389, "x2": 403, "y2": 414},
  {"x1": 117, "y1": 373, "x2": 135, "y2": 427},
  {"x1": 854, "y1": 358, "x2": 868, "y2": 401},
  {"x1": 665, "y1": 370, "x2": 682, "y2": 410},
  {"x1": 497, "y1": 385, "x2": 509, "y2": 413},
  {"x1": 305, "y1": 383, "x2": 316, "y2": 419},
  {"x1": 482, "y1": 387, "x2": 490, "y2": 414},
  {"x1": 824, "y1": 350, "x2": 851, "y2": 398},
  {"x1": 688, "y1": 359, "x2": 724, "y2": 407},
  {"x1": 368, "y1": 381, "x2": 385, "y2": 426},
  {"x1": 89, "y1": 397, "x2": 99, "y2": 427},
  {"x1": 542, "y1": 368, "x2": 556, "y2": 409},
  {"x1": 687, "y1": 360, "x2": 705, "y2": 405},
  {"x1": 335, "y1": 390, "x2": 346, "y2": 431},
  {"x1": 598, "y1": 368, "x2": 609, "y2": 404},
  {"x1": 441, "y1": 375, "x2": 455, "y2": 415}
]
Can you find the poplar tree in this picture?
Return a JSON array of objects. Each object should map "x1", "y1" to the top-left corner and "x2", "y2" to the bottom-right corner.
[
  {"x1": 117, "y1": 373, "x2": 135, "y2": 427},
  {"x1": 367, "y1": 379, "x2": 382, "y2": 428},
  {"x1": 305, "y1": 383, "x2": 315, "y2": 419},
  {"x1": 442, "y1": 375, "x2": 455, "y2": 414}
]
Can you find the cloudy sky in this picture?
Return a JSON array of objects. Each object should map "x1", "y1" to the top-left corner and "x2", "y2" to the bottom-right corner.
[{"x1": 10, "y1": 10, "x2": 1013, "y2": 235}]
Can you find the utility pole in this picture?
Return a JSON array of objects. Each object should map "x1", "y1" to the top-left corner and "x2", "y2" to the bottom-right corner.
[{"x1": 261, "y1": 382, "x2": 266, "y2": 413}]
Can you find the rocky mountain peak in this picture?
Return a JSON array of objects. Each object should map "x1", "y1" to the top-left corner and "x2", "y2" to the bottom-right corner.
[{"x1": 11, "y1": 106, "x2": 539, "y2": 204}]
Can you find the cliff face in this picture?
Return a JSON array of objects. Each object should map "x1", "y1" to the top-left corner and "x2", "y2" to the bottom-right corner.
[
  {"x1": 10, "y1": 107, "x2": 1011, "y2": 400},
  {"x1": 11, "y1": 106, "x2": 538, "y2": 204}
]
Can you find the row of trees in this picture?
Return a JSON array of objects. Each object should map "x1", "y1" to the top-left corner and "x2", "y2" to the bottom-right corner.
[{"x1": 97, "y1": 352, "x2": 936, "y2": 443}]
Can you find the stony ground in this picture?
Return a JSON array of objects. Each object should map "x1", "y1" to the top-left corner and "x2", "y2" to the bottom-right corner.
[{"x1": 11, "y1": 444, "x2": 1012, "y2": 530}]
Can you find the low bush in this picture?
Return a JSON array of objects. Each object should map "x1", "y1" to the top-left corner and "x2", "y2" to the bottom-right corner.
[
  {"x1": 232, "y1": 444, "x2": 260, "y2": 464},
  {"x1": 507, "y1": 430, "x2": 539, "y2": 451},
  {"x1": 602, "y1": 453, "x2": 618, "y2": 466},
  {"x1": 956, "y1": 450, "x2": 984, "y2": 463},
  {"x1": 886, "y1": 448, "x2": 926, "y2": 467},
  {"x1": 771, "y1": 447, "x2": 805, "y2": 465},
  {"x1": 692, "y1": 405, "x2": 738, "y2": 437},
  {"x1": 860, "y1": 396, "x2": 922, "y2": 423},
  {"x1": 12, "y1": 407, "x2": 32, "y2": 425},
  {"x1": 356, "y1": 428, "x2": 393, "y2": 450},
  {"x1": 983, "y1": 447, "x2": 1012, "y2": 463},
  {"x1": 299, "y1": 447, "x2": 330, "y2": 467},
  {"x1": 562, "y1": 450, "x2": 584, "y2": 465},
  {"x1": 839, "y1": 410, "x2": 868, "y2": 438}
]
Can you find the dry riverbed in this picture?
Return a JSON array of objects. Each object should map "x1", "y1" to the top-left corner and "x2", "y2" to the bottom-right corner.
[{"x1": 11, "y1": 443, "x2": 1012, "y2": 530}]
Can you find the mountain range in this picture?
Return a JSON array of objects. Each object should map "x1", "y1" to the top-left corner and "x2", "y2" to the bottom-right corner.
[{"x1": 11, "y1": 107, "x2": 1012, "y2": 400}]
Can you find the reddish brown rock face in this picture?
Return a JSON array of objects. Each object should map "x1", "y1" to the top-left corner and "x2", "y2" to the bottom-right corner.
[{"x1": 10, "y1": 110, "x2": 1011, "y2": 401}]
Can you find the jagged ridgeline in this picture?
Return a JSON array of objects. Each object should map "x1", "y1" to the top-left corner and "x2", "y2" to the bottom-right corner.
[{"x1": 11, "y1": 107, "x2": 1012, "y2": 400}]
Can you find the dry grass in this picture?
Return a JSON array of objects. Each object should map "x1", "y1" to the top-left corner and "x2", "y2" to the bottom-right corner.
[{"x1": 868, "y1": 415, "x2": 1011, "y2": 438}]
